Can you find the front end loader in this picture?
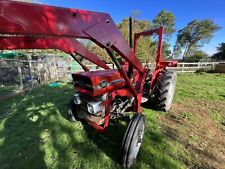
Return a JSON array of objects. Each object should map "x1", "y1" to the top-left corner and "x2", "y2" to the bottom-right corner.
[{"x1": 0, "y1": 1, "x2": 177, "y2": 168}]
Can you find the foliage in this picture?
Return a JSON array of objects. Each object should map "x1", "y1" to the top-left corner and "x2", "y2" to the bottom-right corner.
[
  {"x1": 79, "y1": 39, "x2": 111, "y2": 63},
  {"x1": 88, "y1": 44, "x2": 111, "y2": 63},
  {"x1": 162, "y1": 42, "x2": 172, "y2": 59},
  {"x1": 118, "y1": 18, "x2": 151, "y2": 42},
  {"x1": 212, "y1": 43, "x2": 225, "y2": 60},
  {"x1": 152, "y1": 10, "x2": 176, "y2": 38},
  {"x1": 183, "y1": 50, "x2": 209, "y2": 62},
  {"x1": 152, "y1": 10, "x2": 176, "y2": 58},
  {"x1": 118, "y1": 18, "x2": 156, "y2": 62},
  {"x1": 87, "y1": 11, "x2": 176, "y2": 63},
  {"x1": 175, "y1": 19, "x2": 221, "y2": 58}
]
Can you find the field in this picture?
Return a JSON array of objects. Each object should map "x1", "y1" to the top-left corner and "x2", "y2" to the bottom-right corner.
[{"x1": 0, "y1": 73, "x2": 225, "y2": 169}]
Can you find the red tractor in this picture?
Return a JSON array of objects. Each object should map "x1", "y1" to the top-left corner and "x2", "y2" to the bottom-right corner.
[{"x1": 0, "y1": 1, "x2": 177, "y2": 168}]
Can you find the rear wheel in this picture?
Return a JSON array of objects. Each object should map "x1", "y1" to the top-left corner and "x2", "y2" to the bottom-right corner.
[
  {"x1": 153, "y1": 70, "x2": 177, "y2": 111},
  {"x1": 121, "y1": 113, "x2": 145, "y2": 168}
]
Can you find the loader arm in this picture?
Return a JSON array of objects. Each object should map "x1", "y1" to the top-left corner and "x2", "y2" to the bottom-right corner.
[
  {"x1": 0, "y1": 0, "x2": 143, "y2": 72},
  {"x1": 0, "y1": 36, "x2": 109, "y2": 69}
]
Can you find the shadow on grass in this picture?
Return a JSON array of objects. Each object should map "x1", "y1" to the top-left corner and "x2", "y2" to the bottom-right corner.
[
  {"x1": 0, "y1": 84, "x2": 79, "y2": 169},
  {"x1": 0, "y1": 100, "x2": 47, "y2": 169},
  {"x1": 81, "y1": 121, "x2": 126, "y2": 167},
  {"x1": 219, "y1": 94, "x2": 225, "y2": 98},
  {"x1": 0, "y1": 84, "x2": 185, "y2": 169}
]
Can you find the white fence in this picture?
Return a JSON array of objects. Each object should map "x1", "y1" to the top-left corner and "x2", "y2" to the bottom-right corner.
[
  {"x1": 82, "y1": 62, "x2": 220, "y2": 73},
  {"x1": 167, "y1": 62, "x2": 219, "y2": 73}
]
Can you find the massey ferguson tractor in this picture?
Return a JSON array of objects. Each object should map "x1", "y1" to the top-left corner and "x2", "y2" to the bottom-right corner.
[{"x1": 0, "y1": 1, "x2": 177, "y2": 168}]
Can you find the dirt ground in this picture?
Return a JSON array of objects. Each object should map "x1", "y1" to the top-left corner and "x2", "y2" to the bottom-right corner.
[{"x1": 158, "y1": 99, "x2": 225, "y2": 169}]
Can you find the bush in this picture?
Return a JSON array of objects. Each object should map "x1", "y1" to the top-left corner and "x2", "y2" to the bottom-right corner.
[{"x1": 183, "y1": 50, "x2": 209, "y2": 62}]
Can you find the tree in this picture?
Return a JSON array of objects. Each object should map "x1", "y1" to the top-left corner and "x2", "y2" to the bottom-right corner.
[
  {"x1": 212, "y1": 43, "x2": 225, "y2": 60},
  {"x1": 152, "y1": 10, "x2": 176, "y2": 38},
  {"x1": 118, "y1": 18, "x2": 156, "y2": 62},
  {"x1": 152, "y1": 10, "x2": 176, "y2": 58},
  {"x1": 175, "y1": 19, "x2": 221, "y2": 58},
  {"x1": 89, "y1": 44, "x2": 111, "y2": 63},
  {"x1": 118, "y1": 18, "x2": 151, "y2": 43},
  {"x1": 81, "y1": 18, "x2": 154, "y2": 63},
  {"x1": 183, "y1": 50, "x2": 209, "y2": 62}
]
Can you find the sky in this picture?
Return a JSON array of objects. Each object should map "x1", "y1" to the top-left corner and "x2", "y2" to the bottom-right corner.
[{"x1": 43, "y1": 0, "x2": 225, "y2": 55}]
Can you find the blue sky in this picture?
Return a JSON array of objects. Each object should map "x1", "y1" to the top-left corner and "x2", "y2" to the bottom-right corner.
[{"x1": 44, "y1": 0, "x2": 225, "y2": 55}]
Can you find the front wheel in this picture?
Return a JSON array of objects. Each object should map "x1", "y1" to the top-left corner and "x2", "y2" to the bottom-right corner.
[
  {"x1": 67, "y1": 97, "x2": 79, "y2": 122},
  {"x1": 121, "y1": 113, "x2": 145, "y2": 168}
]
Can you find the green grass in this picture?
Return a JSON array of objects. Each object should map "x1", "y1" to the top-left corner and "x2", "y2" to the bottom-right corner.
[
  {"x1": 209, "y1": 111, "x2": 225, "y2": 124},
  {"x1": 174, "y1": 73, "x2": 225, "y2": 102},
  {"x1": 0, "y1": 86, "x2": 18, "y2": 96},
  {"x1": 180, "y1": 112, "x2": 194, "y2": 121},
  {"x1": 0, "y1": 73, "x2": 224, "y2": 169}
]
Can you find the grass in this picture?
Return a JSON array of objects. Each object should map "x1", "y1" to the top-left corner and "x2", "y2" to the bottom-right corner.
[
  {"x1": 180, "y1": 112, "x2": 194, "y2": 121},
  {"x1": 174, "y1": 72, "x2": 225, "y2": 102},
  {"x1": 209, "y1": 111, "x2": 225, "y2": 124},
  {"x1": 0, "y1": 73, "x2": 225, "y2": 169},
  {"x1": 0, "y1": 86, "x2": 18, "y2": 96}
]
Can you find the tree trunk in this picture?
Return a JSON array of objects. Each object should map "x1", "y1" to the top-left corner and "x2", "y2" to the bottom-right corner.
[{"x1": 183, "y1": 42, "x2": 190, "y2": 60}]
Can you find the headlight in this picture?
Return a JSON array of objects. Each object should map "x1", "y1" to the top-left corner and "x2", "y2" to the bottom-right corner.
[{"x1": 87, "y1": 101, "x2": 103, "y2": 114}]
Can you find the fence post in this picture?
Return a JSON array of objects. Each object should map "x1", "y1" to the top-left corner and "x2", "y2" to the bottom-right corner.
[
  {"x1": 28, "y1": 60, "x2": 33, "y2": 82},
  {"x1": 37, "y1": 61, "x2": 42, "y2": 84},
  {"x1": 17, "y1": 61, "x2": 23, "y2": 90},
  {"x1": 212, "y1": 62, "x2": 215, "y2": 69},
  {"x1": 182, "y1": 63, "x2": 185, "y2": 73},
  {"x1": 54, "y1": 56, "x2": 59, "y2": 80}
]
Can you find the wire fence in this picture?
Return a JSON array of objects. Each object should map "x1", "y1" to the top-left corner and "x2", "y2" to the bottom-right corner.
[{"x1": 0, "y1": 58, "x2": 58, "y2": 87}]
